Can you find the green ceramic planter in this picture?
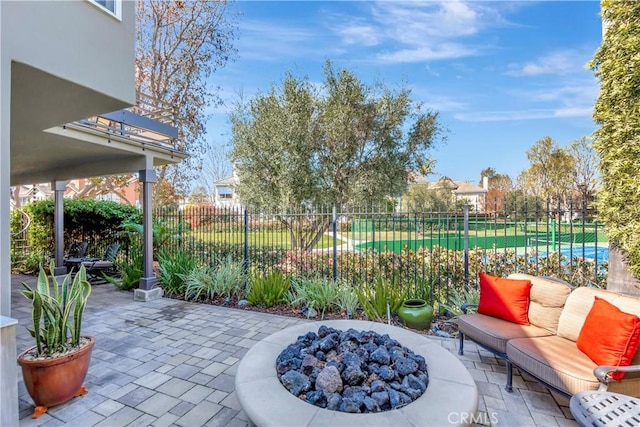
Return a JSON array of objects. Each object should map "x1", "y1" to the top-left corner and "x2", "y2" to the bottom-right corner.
[{"x1": 397, "y1": 299, "x2": 434, "y2": 330}]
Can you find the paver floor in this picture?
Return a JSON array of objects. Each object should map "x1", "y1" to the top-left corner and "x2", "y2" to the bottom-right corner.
[{"x1": 11, "y1": 274, "x2": 577, "y2": 427}]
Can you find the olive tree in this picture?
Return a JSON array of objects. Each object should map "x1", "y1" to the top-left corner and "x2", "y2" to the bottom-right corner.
[{"x1": 230, "y1": 61, "x2": 446, "y2": 249}]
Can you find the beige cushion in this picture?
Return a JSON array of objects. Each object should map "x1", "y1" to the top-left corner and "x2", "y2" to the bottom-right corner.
[
  {"x1": 557, "y1": 287, "x2": 640, "y2": 357},
  {"x1": 507, "y1": 335, "x2": 599, "y2": 395},
  {"x1": 507, "y1": 274, "x2": 572, "y2": 333},
  {"x1": 458, "y1": 313, "x2": 552, "y2": 354},
  {"x1": 507, "y1": 335, "x2": 640, "y2": 398}
]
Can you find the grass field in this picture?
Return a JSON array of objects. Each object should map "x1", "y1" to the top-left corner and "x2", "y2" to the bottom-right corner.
[{"x1": 186, "y1": 230, "x2": 343, "y2": 250}]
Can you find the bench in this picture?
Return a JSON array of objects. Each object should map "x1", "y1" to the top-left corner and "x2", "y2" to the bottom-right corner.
[{"x1": 457, "y1": 273, "x2": 640, "y2": 398}]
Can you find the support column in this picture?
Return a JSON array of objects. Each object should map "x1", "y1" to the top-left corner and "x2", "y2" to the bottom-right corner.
[
  {"x1": 52, "y1": 180, "x2": 68, "y2": 276},
  {"x1": 135, "y1": 169, "x2": 163, "y2": 301}
]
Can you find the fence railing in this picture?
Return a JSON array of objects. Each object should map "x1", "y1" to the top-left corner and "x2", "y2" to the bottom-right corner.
[
  {"x1": 10, "y1": 199, "x2": 608, "y2": 292},
  {"x1": 156, "y1": 200, "x2": 608, "y2": 290}
]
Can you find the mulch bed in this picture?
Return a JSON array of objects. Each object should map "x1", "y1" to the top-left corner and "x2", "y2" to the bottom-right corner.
[{"x1": 168, "y1": 294, "x2": 459, "y2": 338}]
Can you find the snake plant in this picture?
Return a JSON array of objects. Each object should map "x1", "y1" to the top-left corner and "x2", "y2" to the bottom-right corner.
[{"x1": 21, "y1": 261, "x2": 92, "y2": 357}]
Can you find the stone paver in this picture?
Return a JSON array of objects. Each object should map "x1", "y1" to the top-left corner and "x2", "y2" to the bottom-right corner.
[{"x1": 10, "y1": 274, "x2": 578, "y2": 426}]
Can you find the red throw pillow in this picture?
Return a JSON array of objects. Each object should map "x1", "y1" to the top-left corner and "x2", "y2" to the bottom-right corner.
[
  {"x1": 577, "y1": 297, "x2": 640, "y2": 380},
  {"x1": 477, "y1": 272, "x2": 532, "y2": 325}
]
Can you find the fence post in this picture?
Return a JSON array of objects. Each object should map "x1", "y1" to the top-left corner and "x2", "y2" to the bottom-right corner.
[
  {"x1": 244, "y1": 209, "x2": 249, "y2": 277},
  {"x1": 332, "y1": 205, "x2": 338, "y2": 281},
  {"x1": 463, "y1": 204, "x2": 470, "y2": 288}
]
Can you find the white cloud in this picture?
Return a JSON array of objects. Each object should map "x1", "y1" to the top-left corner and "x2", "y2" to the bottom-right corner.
[
  {"x1": 454, "y1": 109, "x2": 553, "y2": 122},
  {"x1": 234, "y1": 20, "x2": 340, "y2": 62},
  {"x1": 335, "y1": 21, "x2": 381, "y2": 46},
  {"x1": 506, "y1": 50, "x2": 589, "y2": 76},
  {"x1": 454, "y1": 102, "x2": 594, "y2": 122},
  {"x1": 377, "y1": 44, "x2": 477, "y2": 63},
  {"x1": 326, "y1": 1, "x2": 519, "y2": 64}
]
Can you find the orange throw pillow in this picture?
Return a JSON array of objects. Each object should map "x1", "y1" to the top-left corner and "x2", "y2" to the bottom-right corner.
[
  {"x1": 477, "y1": 272, "x2": 532, "y2": 325},
  {"x1": 577, "y1": 297, "x2": 640, "y2": 380}
]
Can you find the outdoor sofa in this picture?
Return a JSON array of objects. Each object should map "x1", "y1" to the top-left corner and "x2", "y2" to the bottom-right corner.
[{"x1": 457, "y1": 273, "x2": 640, "y2": 398}]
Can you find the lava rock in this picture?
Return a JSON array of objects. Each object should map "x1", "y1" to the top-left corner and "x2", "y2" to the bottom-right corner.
[
  {"x1": 370, "y1": 379, "x2": 387, "y2": 393},
  {"x1": 276, "y1": 327, "x2": 429, "y2": 414},
  {"x1": 338, "y1": 340, "x2": 359, "y2": 353},
  {"x1": 276, "y1": 344, "x2": 301, "y2": 365},
  {"x1": 340, "y1": 398, "x2": 361, "y2": 413},
  {"x1": 363, "y1": 396, "x2": 381, "y2": 412},
  {"x1": 387, "y1": 388, "x2": 402, "y2": 409},
  {"x1": 378, "y1": 365, "x2": 395, "y2": 381},
  {"x1": 371, "y1": 391, "x2": 390, "y2": 409},
  {"x1": 326, "y1": 393, "x2": 342, "y2": 411},
  {"x1": 408, "y1": 353, "x2": 427, "y2": 371},
  {"x1": 340, "y1": 328, "x2": 360, "y2": 342},
  {"x1": 306, "y1": 390, "x2": 326, "y2": 407},
  {"x1": 341, "y1": 351, "x2": 361, "y2": 368},
  {"x1": 301, "y1": 354, "x2": 319, "y2": 375},
  {"x1": 280, "y1": 370, "x2": 311, "y2": 396},
  {"x1": 315, "y1": 365, "x2": 343, "y2": 395},
  {"x1": 370, "y1": 346, "x2": 391, "y2": 365},
  {"x1": 342, "y1": 365, "x2": 366, "y2": 386},
  {"x1": 319, "y1": 334, "x2": 338, "y2": 352},
  {"x1": 276, "y1": 357, "x2": 301, "y2": 375},
  {"x1": 326, "y1": 360, "x2": 344, "y2": 373},
  {"x1": 394, "y1": 356, "x2": 419, "y2": 376},
  {"x1": 405, "y1": 373, "x2": 427, "y2": 392}
]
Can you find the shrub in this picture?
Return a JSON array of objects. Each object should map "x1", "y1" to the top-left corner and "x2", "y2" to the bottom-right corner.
[
  {"x1": 247, "y1": 272, "x2": 290, "y2": 307},
  {"x1": 290, "y1": 277, "x2": 340, "y2": 319},
  {"x1": 211, "y1": 256, "x2": 246, "y2": 300},
  {"x1": 182, "y1": 265, "x2": 217, "y2": 301},
  {"x1": 354, "y1": 275, "x2": 409, "y2": 322},
  {"x1": 105, "y1": 254, "x2": 142, "y2": 291},
  {"x1": 335, "y1": 283, "x2": 359, "y2": 316},
  {"x1": 157, "y1": 249, "x2": 197, "y2": 297}
]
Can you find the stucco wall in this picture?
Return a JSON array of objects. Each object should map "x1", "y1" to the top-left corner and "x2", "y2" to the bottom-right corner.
[{"x1": 1, "y1": 0, "x2": 135, "y2": 106}]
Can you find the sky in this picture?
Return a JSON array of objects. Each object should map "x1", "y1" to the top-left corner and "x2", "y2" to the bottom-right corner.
[{"x1": 205, "y1": 0, "x2": 602, "y2": 186}]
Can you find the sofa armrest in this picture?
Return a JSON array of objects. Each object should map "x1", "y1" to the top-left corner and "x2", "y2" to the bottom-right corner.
[
  {"x1": 461, "y1": 303, "x2": 478, "y2": 314},
  {"x1": 594, "y1": 364, "x2": 640, "y2": 386}
]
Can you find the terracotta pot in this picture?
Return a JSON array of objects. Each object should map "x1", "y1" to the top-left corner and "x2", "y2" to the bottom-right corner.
[
  {"x1": 397, "y1": 299, "x2": 434, "y2": 330},
  {"x1": 17, "y1": 336, "x2": 95, "y2": 417}
]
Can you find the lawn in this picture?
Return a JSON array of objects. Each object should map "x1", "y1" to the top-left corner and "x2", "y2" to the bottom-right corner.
[{"x1": 185, "y1": 230, "x2": 343, "y2": 250}]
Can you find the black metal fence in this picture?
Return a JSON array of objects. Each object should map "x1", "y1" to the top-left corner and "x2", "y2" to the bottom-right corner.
[{"x1": 154, "y1": 200, "x2": 608, "y2": 289}]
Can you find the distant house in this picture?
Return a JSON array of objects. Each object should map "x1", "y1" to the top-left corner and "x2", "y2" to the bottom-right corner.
[
  {"x1": 405, "y1": 174, "x2": 488, "y2": 210},
  {"x1": 10, "y1": 178, "x2": 141, "y2": 209},
  {"x1": 213, "y1": 174, "x2": 242, "y2": 209}
]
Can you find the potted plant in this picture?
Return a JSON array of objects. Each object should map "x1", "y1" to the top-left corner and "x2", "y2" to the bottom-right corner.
[{"x1": 17, "y1": 261, "x2": 94, "y2": 419}]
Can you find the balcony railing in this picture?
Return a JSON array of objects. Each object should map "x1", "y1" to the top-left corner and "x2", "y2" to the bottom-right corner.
[{"x1": 71, "y1": 91, "x2": 182, "y2": 153}]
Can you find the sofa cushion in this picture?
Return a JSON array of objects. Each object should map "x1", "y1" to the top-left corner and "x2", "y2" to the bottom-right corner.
[
  {"x1": 557, "y1": 287, "x2": 640, "y2": 360},
  {"x1": 507, "y1": 336, "x2": 600, "y2": 395},
  {"x1": 507, "y1": 274, "x2": 572, "y2": 333},
  {"x1": 577, "y1": 297, "x2": 640, "y2": 380},
  {"x1": 458, "y1": 313, "x2": 552, "y2": 354},
  {"x1": 478, "y1": 273, "x2": 532, "y2": 325}
]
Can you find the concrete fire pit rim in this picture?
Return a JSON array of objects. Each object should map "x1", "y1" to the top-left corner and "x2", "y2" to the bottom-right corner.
[{"x1": 235, "y1": 320, "x2": 478, "y2": 427}]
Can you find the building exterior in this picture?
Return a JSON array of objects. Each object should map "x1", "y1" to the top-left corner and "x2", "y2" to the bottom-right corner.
[
  {"x1": 403, "y1": 174, "x2": 489, "y2": 211},
  {"x1": 1, "y1": 1, "x2": 186, "y2": 423},
  {"x1": 212, "y1": 174, "x2": 243, "y2": 209}
]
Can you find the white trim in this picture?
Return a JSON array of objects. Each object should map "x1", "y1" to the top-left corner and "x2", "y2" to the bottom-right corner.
[{"x1": 88, "y1": 0, "x2": 122, "y2": 20}]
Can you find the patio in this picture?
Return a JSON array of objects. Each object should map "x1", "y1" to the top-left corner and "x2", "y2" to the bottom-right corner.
[{"x1": 11, "y1": 274, "x2": 578, "y2": 427}]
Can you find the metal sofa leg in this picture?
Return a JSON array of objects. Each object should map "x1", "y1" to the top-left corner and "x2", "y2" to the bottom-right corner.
[
  {"x1": 505, "y1": 360, "x2": 513, "y2": 392},
  {"x1": 458, "y1": 332, "x2": 464, "y2": 355}
]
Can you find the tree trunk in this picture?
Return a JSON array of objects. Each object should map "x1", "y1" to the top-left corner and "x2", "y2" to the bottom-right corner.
[{"x1": 607, "y1": 245, "x2": 640, "y2": 296}]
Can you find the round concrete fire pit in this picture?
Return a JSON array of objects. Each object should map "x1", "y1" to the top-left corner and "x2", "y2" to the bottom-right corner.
[{"x1": 236, "y1": 320, "x2": 478, "y2": 426}]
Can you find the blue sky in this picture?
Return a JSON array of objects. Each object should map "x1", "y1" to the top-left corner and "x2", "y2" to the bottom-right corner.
[{"x1": 205, "y1": 1, "x2": 602, "y2": 186}]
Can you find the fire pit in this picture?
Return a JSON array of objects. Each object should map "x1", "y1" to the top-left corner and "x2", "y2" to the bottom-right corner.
[{"x1": 236, "y1": 320, "x2": 478, "y2": 426}]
